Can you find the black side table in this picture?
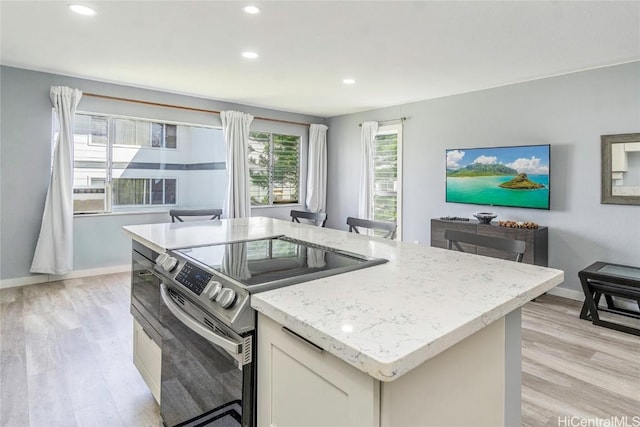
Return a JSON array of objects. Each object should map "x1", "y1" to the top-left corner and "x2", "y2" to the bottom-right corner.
[{"x1": 578, "y1": 261, "x2": 640, "y2": 336}]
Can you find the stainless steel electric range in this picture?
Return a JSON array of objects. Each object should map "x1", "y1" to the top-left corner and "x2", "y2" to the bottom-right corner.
[{"x1": 151, "y1": 235, "x2": 387, "y2": 427}]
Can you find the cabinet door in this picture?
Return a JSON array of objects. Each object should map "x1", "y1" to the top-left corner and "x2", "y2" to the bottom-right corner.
[
  {"x1": 257, "y1": 314, "x2": 379, "y2": 427},
  {"x1": 133, "y1": 319, "x2": 161, "y2": 404}
]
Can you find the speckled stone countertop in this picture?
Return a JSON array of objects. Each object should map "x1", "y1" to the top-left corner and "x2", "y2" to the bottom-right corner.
[{"x1": 123, "y1": 217, "x2": 564, "y2": 382}]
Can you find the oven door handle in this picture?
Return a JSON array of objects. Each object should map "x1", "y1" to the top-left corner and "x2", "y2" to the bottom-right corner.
[{"x1": 160, "y1": 283, "x2": 242, "y2": 355}]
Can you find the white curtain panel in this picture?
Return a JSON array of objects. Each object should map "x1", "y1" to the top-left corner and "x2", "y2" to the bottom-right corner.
[
  {"x1": 306, "y1": 247, "x2": 327, "y2": 269},
  {"x1": 220, "y1": 110, "x2": 254, "y2": 219},
  {"x1": 305, "y1": 123, "x2": 328, "y2": 214},
  {"x1": 30, "y1": 86, "x2": 83, "y2": 275},
  {"x1": 221, "y1": 242, "x2": 251, "y2": 281},
  {"x1": 358, "y1": 121, "x2": 378, "y2": 220}
]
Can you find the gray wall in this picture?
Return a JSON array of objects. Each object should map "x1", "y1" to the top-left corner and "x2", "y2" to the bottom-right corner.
[
  {"x1": 326, "y1": 62, "x2": 640, "y2": 293},
  {"x1": 0, "y1": 66, "x2": 324, "y2": 280},
  {"x1": 3, "y1": 63, "x2": 639, "y2": 292}
]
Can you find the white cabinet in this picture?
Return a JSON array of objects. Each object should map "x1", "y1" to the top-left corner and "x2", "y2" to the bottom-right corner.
[
  {"x1": 258, "y1": 312, "x2": 516, "y2": 427},
  {"x1": 133, "y1": 318, "x2": 161, "y2": 404},
  {"x1": 257, "y1": 314, "x2": 380, "y2": 427}
]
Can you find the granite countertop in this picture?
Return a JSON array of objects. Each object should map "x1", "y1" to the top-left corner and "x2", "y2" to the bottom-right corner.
[{"x1": 123, "y1": 217, "x2": 564, "y2": 382}]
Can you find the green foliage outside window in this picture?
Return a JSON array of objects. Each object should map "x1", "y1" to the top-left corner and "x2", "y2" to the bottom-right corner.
[
  {"x1": 373, "y1": 133, "x2": 398, "y2": 223},
  {"x1": 248, "y1": 131, "x2": 300, "y2": 206}
]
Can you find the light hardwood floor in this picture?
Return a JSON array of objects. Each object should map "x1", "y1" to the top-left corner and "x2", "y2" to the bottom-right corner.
[
  {"x1": 521, "y1": 294, "x2": 640, "y2": 426},
  {"x1": 1, "y1": 273, "x2": 638, "y2": 427},
  {"x1": 0, "y1": 272, "x2": 159, "y2": 427}
]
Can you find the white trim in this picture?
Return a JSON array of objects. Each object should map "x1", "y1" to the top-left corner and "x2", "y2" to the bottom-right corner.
[
  {"x1": 546, "y1": 286, "x2": 584, "y2": 301},
  {"x1": 547, "y1": 284, "x2": 640, "y2": 312},
  {"x1": 0, "y1": 275, "x2": 48, "y2": 289},
  {"x1": 251, "y1": 203, "x2": 304, "y2": 210},
  {"x1": 75, "y1": 210, "x2": 170, "y2": 218},
  {"x1": 0, "y1": 264, "x2": 130, "y2": 289}
]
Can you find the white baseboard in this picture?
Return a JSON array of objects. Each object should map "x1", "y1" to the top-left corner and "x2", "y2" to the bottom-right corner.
[
  {"x1": 546, "y1": 285, "x2": 640, "y2": 311},
  {"x1": 546, "y1": 286, "x2": 584, "y2": 302},
  {"x1": 0, "y1": 264, "x2": 130, "y2": 289},
  {"x1": 0, "y1": 275, "x2": 49, "y2": 289}
]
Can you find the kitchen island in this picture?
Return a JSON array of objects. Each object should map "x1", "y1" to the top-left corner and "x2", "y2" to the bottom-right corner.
[{"x1": 123, "y1": 217, "x2": 564, "y2": 427}]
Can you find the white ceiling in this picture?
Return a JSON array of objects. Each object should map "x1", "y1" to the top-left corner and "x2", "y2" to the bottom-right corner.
[{"x1": 1, "y1": 1, "x2": 639, "y2": 118}]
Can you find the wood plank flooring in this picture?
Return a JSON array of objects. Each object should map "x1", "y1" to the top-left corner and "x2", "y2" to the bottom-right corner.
[
  {"x1": 521, "y1": 294, "x2": 640, "y2": 427},
  {"x1": 1, "y1": 273, "x2": 638, "y2": 427},
  {"x1": 0, "y1": 273, "x2": 159, "y2": 427}
]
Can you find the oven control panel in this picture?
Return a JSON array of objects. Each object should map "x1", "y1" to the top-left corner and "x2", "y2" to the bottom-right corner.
[
  {"x1": 156, "y1": 251, "x2": 253, "y2": 332},
  {"x1": 175, "y1": 262, "x2": 213, "y2": 296}
]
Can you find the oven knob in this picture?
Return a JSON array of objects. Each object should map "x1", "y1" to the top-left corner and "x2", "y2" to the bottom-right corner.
[
  {"x1": 156, "y1": 253, "x2": 168, "y2": 265},
  {"x1": 162, "y1": 256, "x2": 178, "y2": 272},
  {"x1": 215, "y1": 288, "x2": 236, "y2": 309},
  {"x1": 207, "y1": 281, "x2": 223, "y2": 300}
]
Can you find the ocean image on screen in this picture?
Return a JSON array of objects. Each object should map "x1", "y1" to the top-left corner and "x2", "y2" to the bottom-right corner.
[{"x1": 446, "y1": 145, "x2": 550, "y2": 209}]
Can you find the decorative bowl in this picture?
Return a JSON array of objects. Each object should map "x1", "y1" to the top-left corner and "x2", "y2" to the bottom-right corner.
[{"x1": 473, "y1": 212, "x2": 498, "y2": 224}]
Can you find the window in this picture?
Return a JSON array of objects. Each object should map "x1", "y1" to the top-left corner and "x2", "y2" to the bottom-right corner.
[
  {"x1": 76, "y1": 114, "x2": 108, "y2": 146},
  {"x1": 72, "y1": 112, "x2": 225, "y2": 214},
  {"x1": 248, "y1": 132, "x2": 300, "y2": 206},
  {"x1": 246, "y1": 238, "x2": 298, "y2": 260},
  {"x1": 371, "y1": 124, "x2": 403, "y2": 238},
  {"x1": 113, "y1": 118, "x2": 177, "y2": 148},
  {"x1": 112, "y1": 178, "x2": 177, "y2": 206}
]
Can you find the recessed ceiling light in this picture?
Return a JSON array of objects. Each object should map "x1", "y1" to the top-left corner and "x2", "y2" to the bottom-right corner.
[
  {"x1": 243, "y1": 5, "x2": 260, "y2": 14},
  {"x1": 242, "y1": 51, "x2": 259, "y2": 59},
  {"x1": 343, "y1": 78, "x2": 356, "y2": 85},
  {"x1": 68, "y1": 3, "x2": 97, "y2": 16}
]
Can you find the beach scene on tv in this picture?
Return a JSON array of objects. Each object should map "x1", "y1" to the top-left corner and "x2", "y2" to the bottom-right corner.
[{"x1": 446, "y1": 145, "x2": 550, "y2": 209}]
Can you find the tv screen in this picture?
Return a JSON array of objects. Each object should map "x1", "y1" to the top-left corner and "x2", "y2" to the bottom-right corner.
[{"x1": 446, "y1": 144, "x2": 550, "y2": 210}]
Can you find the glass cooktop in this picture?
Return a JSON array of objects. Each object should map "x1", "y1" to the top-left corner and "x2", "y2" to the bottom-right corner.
[{"x1": 173, "y1": 235, "x2": 387, "y2": 290}]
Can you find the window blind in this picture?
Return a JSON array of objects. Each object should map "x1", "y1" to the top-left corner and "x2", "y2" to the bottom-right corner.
[{"x1": 373, "y1": 132, "x2": 398, "y2": 223}]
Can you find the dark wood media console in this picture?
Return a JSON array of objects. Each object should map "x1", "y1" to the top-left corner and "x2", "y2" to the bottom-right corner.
[{"x1": 430, "y1": 218, "x2": 548, "y2": 266}]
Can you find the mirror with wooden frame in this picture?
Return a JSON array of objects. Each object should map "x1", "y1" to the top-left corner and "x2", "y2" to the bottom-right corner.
[{"x1": 601, "y1": 133, "x2": 640, "y2": 205}]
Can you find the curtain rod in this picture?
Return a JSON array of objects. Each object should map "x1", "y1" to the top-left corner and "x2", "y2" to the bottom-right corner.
[
  {"x1": 358, "y1": 117, "x2": 407, "y2": 127},
  {"x1": 82, "y1": 92, "x2": 312, "y2": 127}
]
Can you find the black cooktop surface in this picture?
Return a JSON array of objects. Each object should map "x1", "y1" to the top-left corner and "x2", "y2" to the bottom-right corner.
[{"x1": 174, "y1": 235, "x2": 387, "y2": 290}]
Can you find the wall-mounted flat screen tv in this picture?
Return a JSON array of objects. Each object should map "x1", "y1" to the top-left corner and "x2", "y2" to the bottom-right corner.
[{"x1": 446, "y1": 144, "x2": 550, "y2": 210}]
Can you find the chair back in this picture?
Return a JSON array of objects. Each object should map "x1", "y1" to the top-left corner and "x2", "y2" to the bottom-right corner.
[
  {"x1": 444, "y1": 229, "x2": 526, "y2": 262},
  {"x1": 346, "y1": 216, "x2": 397, "y2": 240},
  {"x1": 169, "y1": 208, "x2": 222, "y2": 223},
  {"x1": 290, "y1": 210, "x2": 327, "y2": 227}
]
